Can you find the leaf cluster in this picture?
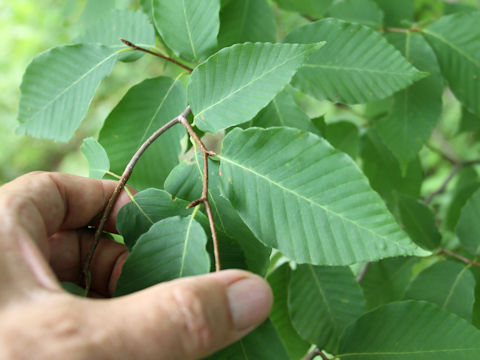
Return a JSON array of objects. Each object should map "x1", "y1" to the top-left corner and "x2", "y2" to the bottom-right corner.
[{"x1": 16, "y1": 0, "x2": 480, "y2": 358}]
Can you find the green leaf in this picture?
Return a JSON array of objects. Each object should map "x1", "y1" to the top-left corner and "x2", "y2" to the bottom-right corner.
[
  {"x1": 116, "y1": 189, "x2": 197, "y2": 250},
  {"x1": 424, "y1": 12, "x2": 480, "y2": 116},
  {"x1": 267, "y1": 264, "x2": 310, "y2": 359},
  {"x1": 17, "y1": 44, "x2": 117, "y2": 141},
  {"x1": 360, "y1": 131, "x2": 423, "y2": 205},
  {"x1": 323, "y1": 121, "x2": 360, "y2": 159},
  {"x1": 80, "y1": 137, "x2": 110, "y2": 179},
  {"x1": 219, "y1": 127, "x2": 428, "y2": 266},
  {"x1": 250, "y1": 88, "x2": 319, "y2": 134},
  {"x1": 337, "y1": 300, "x2": 480, "y2": 359},
  {"x1": 284, "y1": 19, "x2": 425, "y2": 104},
  {"x1": 460, "y1": 108, "x2": 480, "y2": 133},
  {"x1": 152, "y1": 0, "x2": 220, "y2": 62},
  {"x1": 360, "y1": 257, "x2": 419, "y2": 310},
  {"x1": 61, "y1": 282, "x2": 87, "y2": 297},
  {"x1": 273, "y1": 0, "x2": 333, "y2": 17},
  {"x1": 397, "y1": 194, "x2": 441, "y2": 251},
  {"x1": 328, "y1": 0, "x2": 384, "y2": 28},
  {"x1": 207, "y1": 321, "x2": 289, "y2": 360},
  {"x1": 374, "y1": 33, "x2": 443, "y2": 167},
  {"x1": 98, "y1": 77, "x2": 186, "y2": 190},
  {"x1": 76, "y1": 9, "x2": 154, "y2": 62},
  {"x1": 139, "y1": 0, "x2": 152, "y2": 18},
  {"x1": 289, "y1": 264, "x2": 365, "y2": 352},
  {"x1": 457, "y1": 188, "x2": 480, "y2": 255},
  {"x1": 188, "y1": 42, "x2": 324, "y2": 133},
  {"x1": 471, "y1": 267, "x2": 480, "y2": 329},
  {"x1": 445, "y1": 167, "x2": 480, "y2": 231},
  {"x1": 164, "y1": 157, "x2": 271, "y2": 275},
  {"x1": 404, "y1": 260, "x2": 475, "y2": 321},
  {"x1": 115, "y1": 216, "x2": 210, "y2": 296},
  {"x1": 373, "y1": 0, "x2": 414, "y2": 27},
  {"x1": 218, "y1": 0, "x2": 276, "y2": 48}
]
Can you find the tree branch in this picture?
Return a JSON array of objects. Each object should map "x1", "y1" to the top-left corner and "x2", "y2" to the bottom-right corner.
[
  {"x1": 303, "y1": 348, "x2": 329, "y2": 360},
  {"x1": 424, "y1": 160, "x2": 480, "y2": 204},
  {"x1": 81, "y1": 106, "x2": 192, "y2": 287},
  {"x1": 178, "y1": 116, "x2": 221, "y2": 272},
  {"x1": 121, "y1": 39, "x2": 193, "y2": 73},
  {"x1": 439, "y1": 248, "x2": 480, "y2": 267}
]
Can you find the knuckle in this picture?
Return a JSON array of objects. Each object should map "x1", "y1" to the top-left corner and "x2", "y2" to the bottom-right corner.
[{"x1": 170, "y1": 284, "x2": 217, "y2": 354}]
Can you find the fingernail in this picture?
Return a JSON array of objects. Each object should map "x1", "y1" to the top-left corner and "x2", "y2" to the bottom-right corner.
[{"x1": 227, "y1": 276, "x2": 273, "y2": 331}]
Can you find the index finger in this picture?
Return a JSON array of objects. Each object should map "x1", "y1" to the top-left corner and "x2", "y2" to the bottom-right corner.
[{"x1": 2, "y1": 172, "x2": 131, "y2": 234}]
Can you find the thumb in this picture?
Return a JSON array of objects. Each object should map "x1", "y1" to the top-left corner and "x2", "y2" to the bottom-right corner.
[{"x1": 95, "y1": 270, "x2": 273, "y2": 360}]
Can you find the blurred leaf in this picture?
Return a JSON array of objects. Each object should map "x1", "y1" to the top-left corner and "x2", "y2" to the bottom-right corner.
[
  {"x1": 219, "y1": 127, "x2": 427, "y2": 266},
  {"x1": 115, "y1": 216, "x2": 210, "y2": 296},
  {"x1": 360, "y1": 131, "x2": 423, "y2": 205},
  {"x1": 207, "y1": 321, "x2": 289, "y2": 359},
  {"x1": 99, "y1": 77, "x2": 186, "y2": 190},
  {"x1": 165, "y1": 157, "x2": 271, "y2": 275},
  {"x1": 188, "y1": 42, "x2": 323, "y2": 133},
  {"x1": 218, "y1": 0, "x2": 276, "y2": 48},
  {"x1": 61, "y1": 282, "x2": 87, "y2": 296},
  {"x1": 404, "y1": 260, "x2": 475, "y2": 320},
  {"x1": 273, "y1": 0, "x2": 333, "y2": 17},
  {"x1": 459, "y1": 108, "x2": 480, "y2": 133},
  {"x1": 116, "y1": 189, "x2": 198, "y2": 250},
  {"x1": 76, "y1": 9, "x2": 155, "y2": 62},
  {"x1": 424, "y1": 12, "x2": 480, "y2": 116},
  {"x1": 323, "y1": 121, "x2": 360, "y2": 158},
  {"x1": 17, "y1": 44, "x2": 117, "y2": 141},
  {"x1": 338, "y1": 300, "x2": 480, "y2": 359},
  {"x1": 267, "y1": 264, "x2": 310, "y2": 359},
  {"x1": 152, "y1": 0, "x2": 220, "y2": 62},
  {"x1": 328, "y1": 0, "x2": 383, "y2": 28},
  {"x1": 444, "y1": 167, "x2": 480, "y2": 231},
  {"x1": 471, "y1": 267, "x2": 480, "y2": 329},
  {"x1": 284, "y1": 19, "x2": 425, "y2": 104},
  {"x1": 397, "y1": 194, "x2": 441, "y2": 251},
  {"x1": 457, "y1": 188, "x2": 480, "y2": 255},
  {"x1": 361, "y1": 256, "x2": 419, "y2": 309},
  {"x1": 289, "y1": 264, "x2": 365, "y2": 352},
  {"x1": 373, "y1": 0, "x2": 414, "y2": 27},
  {"x1": 375, "y1": 33, "x2": 443, "y2": 168},
  {"x1": 250, "y1": 88, "x2": 318, "y2": 133},
  {"x1": 80, "y1": 137, "x2": 110, "y2": 179}
]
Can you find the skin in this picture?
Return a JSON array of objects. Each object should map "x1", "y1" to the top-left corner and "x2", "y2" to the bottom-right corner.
[{"x1": 0, "y1": 172, "x2": 273, "y2": 359}]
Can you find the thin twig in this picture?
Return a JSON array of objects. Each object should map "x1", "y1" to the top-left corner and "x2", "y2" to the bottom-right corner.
[
  {"x1": 356, "y1": 262, "x2": 370, "y2": 283},
  {"x1": 302, "y1": 14, "x2": 317, "y2": 22},
  {"x1": 303, "y1": 348, "x2": 329, "y2": 360},
  {"x1": 424, "y1": 163, "x2": 463, "y2": 205},
  {"x1": 121, "y1": 39, "x2": 193, "y2": 73},
  {"x1": 439, "y1": 248, "x2": 480, "y2": 267},
  {"x1": 178, "y1": 116, "x2": 221, "y2": 272},
  {"x1": 81, "y1": 107, "x2": 192, "y2": 287},
  {"x1": 425, "y1": 142, "x2": 457, "y2": 165},
  {"x1": 424, "y1": 160, "x2": 480, "y2": 205}
]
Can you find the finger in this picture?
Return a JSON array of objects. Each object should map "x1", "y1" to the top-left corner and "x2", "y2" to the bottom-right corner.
[
  {"x1": 0, "y1": 172, "x2": 132, "y2": 291},
  {"x1": 1, "y1": 172, "x2": 132, "y2": 241},
  {"x1": 91, "y1": 270, "x2": 273, "y2": 360},
  {"x1": 48, "y1": 229, "x2": 128, "y2": 297}
]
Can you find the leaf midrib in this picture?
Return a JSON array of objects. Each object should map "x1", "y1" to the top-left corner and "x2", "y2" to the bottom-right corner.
[
  {"x1": 423, "y1": 28, "x2": 480, "y2": 68},
  {"x1": 195, "y1": 44, "x2": 320, "y2": 119},
  {"x1": 303, "y1": 63, "x2": 418, "y2": 77},
  {"x1": 28, "y1": 48, "x2": 117, "y2": 122},
  {"x1": 219, "y1": 154, "x2": 407, "y2": 249}
]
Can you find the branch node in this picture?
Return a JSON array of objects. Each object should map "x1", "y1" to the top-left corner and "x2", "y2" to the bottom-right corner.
[{"x1": 187, "y1": 198, "x2": 204, "y2": 209}]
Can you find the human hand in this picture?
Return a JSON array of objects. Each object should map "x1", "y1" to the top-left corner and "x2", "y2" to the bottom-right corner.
[{"x1": 0, "y1": 172, "x2": 272, "y2": 359}]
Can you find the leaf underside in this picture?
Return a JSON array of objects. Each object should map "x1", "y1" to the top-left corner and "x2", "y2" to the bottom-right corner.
[{"x1": 219, "y1": 127, "x2": 427, "y2": 266}]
